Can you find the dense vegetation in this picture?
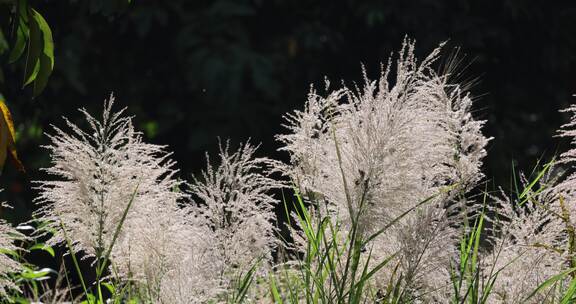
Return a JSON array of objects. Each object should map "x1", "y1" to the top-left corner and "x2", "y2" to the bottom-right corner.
[{"x1": 1, "y1": 1, "x2": 576, "y2": 303}]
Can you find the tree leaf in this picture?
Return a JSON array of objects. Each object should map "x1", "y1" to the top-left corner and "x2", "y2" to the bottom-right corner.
[
  {"x1": 22, "y1": 7, "x2": 54, "y2": 89},
  {"x1": 31, "y1": 8, "x2": 54, "y2": 65},
  {"x1": 23, "y1": 7, "x2": 42, "y2": 87},
  {"x1": 32, "y1": 52, "x2": 52, "y2": 96},
  {"x1": 31, "y1": 8, "x2": 54, "y2": 95},
  {"x1": 8, "y1": 18, "x2": 29, "y2": 64},
  {"x1": 0, "y1": 95, "x2": 25, "y2": 173}
]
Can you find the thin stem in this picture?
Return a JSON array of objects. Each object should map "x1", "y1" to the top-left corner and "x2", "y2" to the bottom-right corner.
[{"x1": 59, "y1": 220, "x2": 91, "y2": 303}]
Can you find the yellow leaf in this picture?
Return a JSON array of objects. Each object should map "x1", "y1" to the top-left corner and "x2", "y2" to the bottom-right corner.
[{"x1": 0, "y1": 97, "x2": 25, "y2": 173}]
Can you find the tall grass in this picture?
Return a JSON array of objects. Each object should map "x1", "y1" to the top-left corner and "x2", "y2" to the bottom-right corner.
[
  {"x1": 4, "y1": 41, "x2": 576, "y2": 303},
  {"x1": 3, "y1": 133, "x2": 576, "y2": 304},
  {"x1": 267, "y1": 185, "x2": 443, "y2": 304}
]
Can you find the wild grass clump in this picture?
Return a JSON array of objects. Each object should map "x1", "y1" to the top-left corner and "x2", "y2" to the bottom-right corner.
[
  {"x1": 276, "y1": 38, "x2": 490, "y2": 301},
  {"x1": 2, "y1": 39, "x2": 576, "y2": 303},
  {"x1": 0, "y1": 208, "x2": 24, "y2": 297}
]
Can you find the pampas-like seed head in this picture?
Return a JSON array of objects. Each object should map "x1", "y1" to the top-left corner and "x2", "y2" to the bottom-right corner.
[
  {"x1": 190, "y1": 140, "x2": 284, "y2": 287},
  {"x1": 277, "y1": 39, "x2": 491, "y2": 299},
  {"x1": 0, "y1": 215, "x2": 23, "y2": 296}
]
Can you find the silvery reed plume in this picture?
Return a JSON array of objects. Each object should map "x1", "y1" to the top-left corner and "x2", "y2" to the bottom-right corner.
[
  {"x1": 157, "y1": 216, "x2": 223, "y2": 304},
  {"x1": 0, "y1": 207, "x2": 23, "y2": 296},
  {"x1": 484, "y1": 103, "x2": 576, "y2": 303},
  {"x1": 484, "y1": 186, "x2": 564, "y2": 304},
  {"x1": 189, "y1": 141, "x2": 284, "y2": 289},
  {"x1": 35, "y1": 97, "x2": 223, "y2": 302},
  {"x1": 276, "y1": 39, "x2": 491, "y2": 300}
]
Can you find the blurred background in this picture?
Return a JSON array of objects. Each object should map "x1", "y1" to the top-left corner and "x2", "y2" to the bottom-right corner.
[{"x1": 1, "y1": 0, "x2": 576, "y2": 224}]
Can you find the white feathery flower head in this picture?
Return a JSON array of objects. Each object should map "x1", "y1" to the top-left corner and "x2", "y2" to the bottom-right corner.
[
  {"x1": 483, "y1": 100, "x2": 576, "y2": 302},
  {"x1": 483, "y1": 102, "x2": 576, "y2": 302},
  {"x1": 190, "y1": 140, "x2": 284, "y2": 287},
  {"x1": 34, "y1": 96, "x2": 209, "y2": 294},
  {"x1": 158, "y1": 213, "x2": 223, "y2": 304},
  {"x1": 484, "y1": 184, "x2": 566, "y2": 303},
  {"x1": 551, "y1": 103, "x2": 576, "y2": 216},
  {"x1": 277, "y1": 38, "x2": 490, "y2": 298},
  {"x1": 278, "y1": 39, "x2": 489, "y2": 229},
  {"x1": 0, "y1": 212, "x2": 23, "y2": 296}
]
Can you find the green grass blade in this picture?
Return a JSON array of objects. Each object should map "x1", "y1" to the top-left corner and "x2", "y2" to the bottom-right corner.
[
  {"x1": 97, "y1": 182, "x2": 140, "y2": 277},
  {"x1": 232, "y1": 258, "x2": 260, "y2": 303},
  {"x1": 524, "y1": 267, "x2": 576, "y2": 301},
  {"x1": 59, "y1": 220, "x2": 91, "y2": 303}
]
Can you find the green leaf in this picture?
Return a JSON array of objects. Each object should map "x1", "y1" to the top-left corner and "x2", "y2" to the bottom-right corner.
[
  {"x1": 101, "y1": 282, "x2": 115, "y2": 294},
  {"x1": 32, "y1": 52, "x2": 52, "y2": 96},
  {"x1": 30, "y1": 8, "x2": 54, "y2": 97},
  {"x1": 8, "y1": 18, "x2": 29, "y2": 64},
  {"x1": 232, "y1": 259, "x2": 260, "y2": 303},
  {"x1": 518, "y1": 160, "x2": 553, "y2": 205},
  {"x1": 524, "y1": 267, "x2": 576, "y2": 301},
  {"x1": 29, "y1": 243, "x2": 55, "y2": 257},
  {"x1": 60, "y1": 220, "x2": 90, "y2": 301},
  {"x1": 269, "y1": 275, "x2": 284, "y2": 304},
  {"x1": 22, "y1": 8, "x2": 41, "y2": 87},
  {"x1": 79, "y1": 293, "x2": 97, "y2": 304},
  {"x1": 0, "y1": 247, "x2": 19, "y2": 258},
  {"x1": 561, "y1": 277, "x2": 576, "y2": 304},
  {"x1": 8, "y1": 296, "x2": 30, "y2": 304},
  {"x1": 20, "y1": 267, "x2": 55, "y2": 280}
]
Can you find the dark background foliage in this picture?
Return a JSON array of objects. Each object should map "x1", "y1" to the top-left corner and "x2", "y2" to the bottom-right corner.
[{"x1": 1, "y1": 0, "x2": 576, "y2": 224}]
